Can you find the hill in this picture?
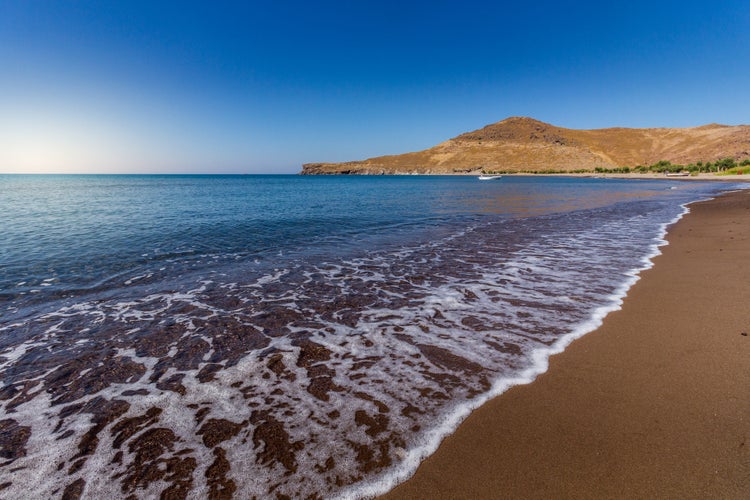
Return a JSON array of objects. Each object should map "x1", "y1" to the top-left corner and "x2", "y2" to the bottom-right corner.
[{"x1": 300, "y1": 117, "x2": 750, "y2": 175}]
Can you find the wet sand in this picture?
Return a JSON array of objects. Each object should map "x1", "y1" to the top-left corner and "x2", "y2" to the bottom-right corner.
[{"x1": 384, "y1": 189, "x2": 750, "y2": 499}]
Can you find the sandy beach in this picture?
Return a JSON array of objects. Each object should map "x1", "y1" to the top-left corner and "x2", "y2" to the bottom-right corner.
[
  {"x1": 384, "y1": 188, "x2": 750, "y2": 499},
  {"x1": 502, "y1": 172, "x2": 750, "y2": 182}
]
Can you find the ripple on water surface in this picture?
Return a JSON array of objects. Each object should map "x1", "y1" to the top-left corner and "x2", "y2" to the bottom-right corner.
[{"x1": 0, "y1": 194, "x2": 703, "y2": 498}]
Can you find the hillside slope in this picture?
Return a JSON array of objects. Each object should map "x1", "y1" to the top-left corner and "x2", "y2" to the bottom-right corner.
[{"x1": 301, "y1": 117, "x2": 750, "y2": 174}]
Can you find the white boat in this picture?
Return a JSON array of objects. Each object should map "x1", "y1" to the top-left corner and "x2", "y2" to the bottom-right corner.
[{"x1": 478, "y1": 175, "x2": 502, "y2": 180}]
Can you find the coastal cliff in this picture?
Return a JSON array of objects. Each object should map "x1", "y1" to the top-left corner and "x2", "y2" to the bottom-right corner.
[{"x1": 300, "y1": 117, "x2": 750, "y2": 174}]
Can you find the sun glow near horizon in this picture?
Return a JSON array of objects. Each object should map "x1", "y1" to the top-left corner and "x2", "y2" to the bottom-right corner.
[
  {"x1": 0, "y1": 95, "x2": 139, "y2": 174},
  {"x1": 0, "y1": 96, "x2": 256, "y2": 174}
]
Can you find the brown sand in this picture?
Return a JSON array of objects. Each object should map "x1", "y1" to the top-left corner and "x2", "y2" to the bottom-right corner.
[{"x1": 383, "y1": 189, "x2": 750, "y2": 499}]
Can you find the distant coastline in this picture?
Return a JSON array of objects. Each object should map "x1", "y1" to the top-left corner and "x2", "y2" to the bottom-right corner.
[
  {"x1": 298, "y1": 170, "x2": 750, "y2": 183},
  {"x1": 301, "y1": 117, "x2": 750, "y2": 175}
]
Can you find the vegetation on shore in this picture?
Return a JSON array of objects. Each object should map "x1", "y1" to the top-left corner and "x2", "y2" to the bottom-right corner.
[{"x1": 481, "y1": 158, "x2": 750, "y2": 176}]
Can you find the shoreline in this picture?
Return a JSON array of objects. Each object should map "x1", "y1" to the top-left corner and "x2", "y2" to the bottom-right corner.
[
  {"x1": 298, "y1": 171, "x2": 750, "y2": 182},
  {"x1": 382, "y1": 189, "x2": 750, "y2": 498},
  {"x1": 507, "y1": 172, "x2": 750, "y2": 182},
  {"x1": 508, "y1": 172, "x2": 750, "y2": 182}
]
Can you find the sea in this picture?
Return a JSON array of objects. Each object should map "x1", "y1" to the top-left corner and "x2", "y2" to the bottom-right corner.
[{"x1": 0, "y1": 174, "x2": 741, "y2": 498}]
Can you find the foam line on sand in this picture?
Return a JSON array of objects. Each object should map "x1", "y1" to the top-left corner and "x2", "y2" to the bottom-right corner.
[{"x1": 383, "y1": 189, "x2": 750, "y2": 499}]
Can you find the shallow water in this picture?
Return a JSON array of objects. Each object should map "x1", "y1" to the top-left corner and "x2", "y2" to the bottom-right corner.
[{"x1": 0, "y1": 175, "x2": 738, "y2": 498}]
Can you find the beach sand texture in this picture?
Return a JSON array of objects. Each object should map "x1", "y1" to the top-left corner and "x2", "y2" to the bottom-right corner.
[{"x1": 384, "y1": 189, "x2": 750, "y2": 499}]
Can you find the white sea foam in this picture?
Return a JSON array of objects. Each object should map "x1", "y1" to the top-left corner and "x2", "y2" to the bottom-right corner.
[
  {"x1": 1, "y1": 187, "x2": 741, "y2": 499},
  {"x1": 336, "y1": 194, "x2": 720, "y2": 499}
]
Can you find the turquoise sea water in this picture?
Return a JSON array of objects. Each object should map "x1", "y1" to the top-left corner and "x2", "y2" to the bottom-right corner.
[{"x1": 0, "y1": 174, "x2": 740, "y2": 498}]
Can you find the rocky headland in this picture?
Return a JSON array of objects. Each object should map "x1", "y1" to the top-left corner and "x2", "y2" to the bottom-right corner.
[{"x1": 300, "y1": 117, "x2": 750, "y2": 175}]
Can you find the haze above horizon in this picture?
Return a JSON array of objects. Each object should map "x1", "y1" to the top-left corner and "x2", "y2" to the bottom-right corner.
[{"x1": 2, "y1": 1, "x2": 749, "y2": 174}]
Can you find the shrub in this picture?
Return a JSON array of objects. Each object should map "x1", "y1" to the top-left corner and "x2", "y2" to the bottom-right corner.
[{"x1": 715, "y1": 158, "x2": 737, "y2": 170}]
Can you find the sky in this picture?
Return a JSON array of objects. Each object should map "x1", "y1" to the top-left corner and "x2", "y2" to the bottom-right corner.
[{"x1": 1, "y1": 1, "x2": 749, "y2": 174}]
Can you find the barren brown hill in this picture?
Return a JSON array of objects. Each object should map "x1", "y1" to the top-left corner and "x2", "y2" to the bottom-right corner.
[{"x1": 300, "y1": 117, "x2": 750, "y2": 174}]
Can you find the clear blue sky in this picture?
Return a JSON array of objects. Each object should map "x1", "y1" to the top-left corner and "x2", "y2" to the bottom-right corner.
[{"x1": 1, "y1": 1, "x2": 748, "y2": 173}]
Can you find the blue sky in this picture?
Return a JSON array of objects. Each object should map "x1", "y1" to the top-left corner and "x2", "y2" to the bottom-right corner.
[{"x1": 1, "y1": 1, "x2": 748, "y2": 173}]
